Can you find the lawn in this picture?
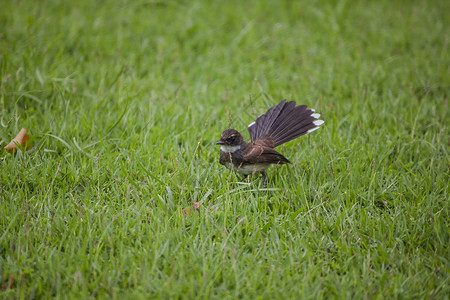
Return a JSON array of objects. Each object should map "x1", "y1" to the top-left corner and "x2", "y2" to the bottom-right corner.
[{"x1": 0, "y1": 0, "x2": 448, "y2": 298}]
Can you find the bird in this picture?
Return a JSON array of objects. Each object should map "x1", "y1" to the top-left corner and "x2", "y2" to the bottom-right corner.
[{"x1": 216, "y1": 100, "x2": 324, "y2": 185}]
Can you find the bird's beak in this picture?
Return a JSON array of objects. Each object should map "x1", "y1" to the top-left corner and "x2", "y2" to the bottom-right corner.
[{"x1": 216, "y1": 140, "x2": 225, "y2": 145}]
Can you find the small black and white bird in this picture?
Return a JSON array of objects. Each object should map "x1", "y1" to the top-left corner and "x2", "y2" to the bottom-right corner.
[{"x1": 216, "y1": 100, "x2": 324, "y2": 185}]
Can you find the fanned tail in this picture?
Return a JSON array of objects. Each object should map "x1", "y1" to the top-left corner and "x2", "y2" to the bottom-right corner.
[{"x1": 247, "y1": 100, "x2": 324, "y2": 148}]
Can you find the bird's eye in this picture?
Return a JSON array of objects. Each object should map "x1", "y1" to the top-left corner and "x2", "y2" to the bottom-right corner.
[{"x1": 229, "y1": 136, "x2": 236, "y2": 142}]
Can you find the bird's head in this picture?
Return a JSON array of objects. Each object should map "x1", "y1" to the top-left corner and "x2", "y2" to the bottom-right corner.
[{"x1": 216, "y1": 129, "x2": 244, "y2": 152}]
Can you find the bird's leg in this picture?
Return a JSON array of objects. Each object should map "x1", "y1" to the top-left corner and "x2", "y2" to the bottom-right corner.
[{"x1": 261, "y1": 171, "x2": 267, "y2": 187}]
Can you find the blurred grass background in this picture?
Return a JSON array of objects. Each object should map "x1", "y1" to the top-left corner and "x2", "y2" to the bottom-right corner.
[{"x1": 0, "y1": 0, "x2": 448, "y2": 298}]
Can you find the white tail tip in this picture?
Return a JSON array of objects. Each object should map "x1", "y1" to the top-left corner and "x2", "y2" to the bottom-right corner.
[
  {"x1": 307, "y1": 127, "x2": 321, "y2": 134},
  {"x1": 313, "y1": 120, "x2": 324, "y2": 126}
]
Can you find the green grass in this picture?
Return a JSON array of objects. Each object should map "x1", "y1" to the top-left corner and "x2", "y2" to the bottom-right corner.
[{"x1": 1, "y1": 0, "x2": 448, "y2": 298}]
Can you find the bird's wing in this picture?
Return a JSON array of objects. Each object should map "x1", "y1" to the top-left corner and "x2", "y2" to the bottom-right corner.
[{"x1": 243, "y1": 145, "x2": 290, "y2": 165}]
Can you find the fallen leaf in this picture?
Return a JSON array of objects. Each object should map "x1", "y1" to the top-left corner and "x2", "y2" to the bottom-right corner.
[
  {"x1": 4, "y1": 128, "x2": 31, "y2": 153},
  {"x1": 182, "y1": 202, "x2": 202, "y2": 216},
  {"x1": 1, "y1": 274, "x2": 14, "y2": 290}
]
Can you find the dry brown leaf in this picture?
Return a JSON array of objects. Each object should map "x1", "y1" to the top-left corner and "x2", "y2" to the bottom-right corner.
[
  {"x1": 182, "y1": 202, "x2": 202, "y2": 216},
  {"x1": 4, "y1": 128, "x2": 31, "y2": 153},
  {"x1": 192, "y1": 202, "x2": 202, "y2": 209},
  {"x1": 1, "y1": 274, "x2": 14, "y2": 290}
]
